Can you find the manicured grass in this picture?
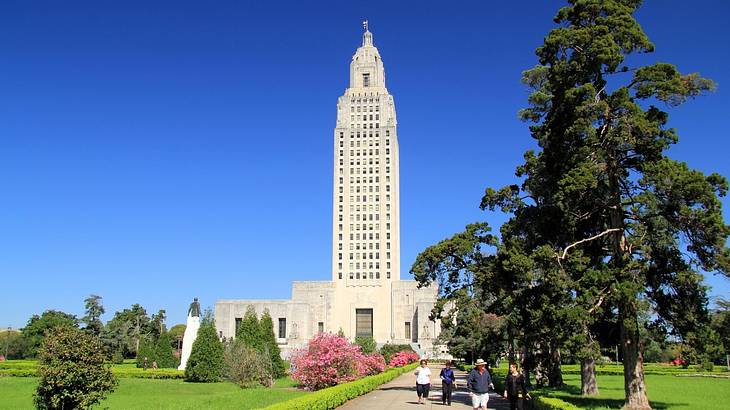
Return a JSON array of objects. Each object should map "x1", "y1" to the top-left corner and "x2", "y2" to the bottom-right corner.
[
  {"x1": 0, "y1": 377, "x2": 307, "y2": 409},
  {"x1": 544, "y1": 373, "x2": 730, "y2": 409}
]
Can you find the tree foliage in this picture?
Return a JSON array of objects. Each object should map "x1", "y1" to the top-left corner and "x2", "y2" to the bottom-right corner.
[
  {"x1": 34, "y1": 326, "x2": 117, "y2": 409},
  {"x1": 354, "y1": 336, "x2": 377, "y2": 355},
  {"x1": 412, "y1": 1, "x2": 728, "y2": 408},
  {"x1": 81, "y1": 295, "x2": 105, "y2": 336},
  {"x1": 185, "y1": 316, "x2": 224, "y2": 382},
  {"x1": 260, "y1": 309, "x2": 286, "y2": 378},
  {"x1": 22, "y1": 310, "x2": 79, "y2": 358},
  {"x1": 236, "y1": 306, "x2": 263, "y2": 350}
]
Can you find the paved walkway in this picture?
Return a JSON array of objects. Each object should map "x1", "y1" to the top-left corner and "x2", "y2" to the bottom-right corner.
[{"x1": 338, "y1": 366, "x2": 510, "y2": 409}]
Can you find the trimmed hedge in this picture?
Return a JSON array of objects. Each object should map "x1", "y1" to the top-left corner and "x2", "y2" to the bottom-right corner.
[
  {"x1": 261, "y1": 363, "x2": 418, "y2": 410},
  {"x1": 112, "y1": 368, "x2": 184, "y2": 379},
  {"x1": 0, "y1": 366, "x2": 184, "y2": 379},
  {"x1": 528, "y1": 394, "x2": 582, "y2": 410}
]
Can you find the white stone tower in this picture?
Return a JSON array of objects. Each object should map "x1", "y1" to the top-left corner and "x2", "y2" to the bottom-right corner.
[
  {"x1": 331, "y1": 22, "x2": 401, "y2": 286},
  {"x1": 216, "y1": 23, "x2": 441, "y2": 354}
]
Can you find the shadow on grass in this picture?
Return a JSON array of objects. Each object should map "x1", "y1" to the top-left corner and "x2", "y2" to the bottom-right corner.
[{"x1": 540, "y1": 390, "x2": 688, "y2": 409}]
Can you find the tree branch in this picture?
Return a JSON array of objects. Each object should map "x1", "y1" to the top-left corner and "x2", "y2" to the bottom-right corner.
[{"x1": 558, "y1": 228, "x2": 623, "y2": 260}]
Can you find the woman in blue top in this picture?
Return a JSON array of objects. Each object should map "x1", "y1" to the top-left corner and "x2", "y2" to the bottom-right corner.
[{"x1": 439, "y1": 361, "x2": 457, "y2": 406}]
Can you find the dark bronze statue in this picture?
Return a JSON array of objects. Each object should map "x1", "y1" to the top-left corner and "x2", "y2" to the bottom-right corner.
[{"x1": 187, "y1": 297, "x2": 201, "y2": 317}]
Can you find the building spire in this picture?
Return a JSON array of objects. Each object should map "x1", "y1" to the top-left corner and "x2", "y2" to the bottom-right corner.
[{"x1": 362, "y1": 19, "x2": 373, "y2": 46}]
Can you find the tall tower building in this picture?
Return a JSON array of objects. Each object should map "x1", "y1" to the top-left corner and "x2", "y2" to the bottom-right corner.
[
  {"x1": 332, "y1": 25, "x2": 400, "y2": 286},
  {"x1": 216, "y1": 24, "x2": 442, "y2": 357}
]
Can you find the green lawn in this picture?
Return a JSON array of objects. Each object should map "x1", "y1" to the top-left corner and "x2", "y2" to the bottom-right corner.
[
  {"x1": 0, "y1": 377, "x2": 307, "y2": 409},
  {"x1": 545, "y1": 373, "x2": 730, "y2": 409}
]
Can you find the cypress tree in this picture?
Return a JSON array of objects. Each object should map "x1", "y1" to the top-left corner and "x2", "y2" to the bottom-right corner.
[
  {"x1": 482, "y1": 1, "x2": 729, "y2": 407},
  {"x1": 154, "y1": 332, "x2": 177, "y2": 368},
  {"x1": 237, "y1": 305, "x2": 263, "y2": 350},
  {"x1": 185, "y1": 317, "x2": 224, "y2": 382},
  {"x1": 260, "y1": 309, "x2": 286, "y2": 378}
]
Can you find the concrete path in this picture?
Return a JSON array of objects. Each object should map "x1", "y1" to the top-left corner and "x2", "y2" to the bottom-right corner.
[{"x1": 338, "y1": 366, "x2": 510, "y2": 410}]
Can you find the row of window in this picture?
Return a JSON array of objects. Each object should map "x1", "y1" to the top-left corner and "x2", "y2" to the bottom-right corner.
[
  {"x1": 352, "y1": 123, "x2": 379, "y2": 129},
  {"x1": 338, "y1": 222, "x2": 391, "y2": 231},
  {"x1": 338, "y1": 213, "x2": 391, "y2": 222},
  {"x1": 339, "y1": 176, "x2": 390, "y2": 185},
  {"x1": 350, "y1": 97, "x2": 379, "y2": 104},
  {"x1": 337, "y1": 148, "x2": 390, "y2": 157},
  {"x1": 338, "y1": 252, "x2": 392, "y2": 260},
  {"x1": 350, "y1": 114, "x2": 380, "y2": 121},
  {"x1": 351, "y1": 105, "x2": 379, "y2": 113},
  {"x1": 338, "y1": 166, "x2": 391, "y2": 175},
  {"x1": 338, "y1": 194, "x2": 392, "y2": 204},
  {"x1": 339, "y1": 139, "x2": 391, "y2": 149},
  {"x1": 338, "y1": 242, "x2": 390, "y2": 251},
  {"x1": 337, "y1": 232, "x2": 391, "y2": 241},
  {"x1": 338, "y1": 185, "x2": 391, "y2": 194}
]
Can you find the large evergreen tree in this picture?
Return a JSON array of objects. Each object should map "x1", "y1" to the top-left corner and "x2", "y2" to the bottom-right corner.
[
  {"x1": 259, "y1": 309, "x2": 286, "y2": 378},
  {"x1": 185, "y1": 315, "x2": 224, "y2": 382},
  {"x1": 483, "y1": 1, "x2": 729, "y2": 408},
  {"x1": 81, "y1": 295, "x2": 105, "y2": 336},
  {"x1": 236, "y1": 305, "x2": 263, "y2": 350}
]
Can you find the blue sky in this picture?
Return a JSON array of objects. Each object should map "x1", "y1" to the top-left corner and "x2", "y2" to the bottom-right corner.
[{"x1": 1, "y1": 0, "x2": 729, "y2": 328}]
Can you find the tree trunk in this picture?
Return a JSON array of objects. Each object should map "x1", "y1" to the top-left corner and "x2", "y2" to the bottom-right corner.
[
  {"x1": 548, "y1": 343, "x2": 564, "y2": 387},
  {"x1": 581, "y1": 356, "x2": 599, "y2": 395},
  {"x1": 620, "y1": 310, "x2": 651, "y2": 410}
]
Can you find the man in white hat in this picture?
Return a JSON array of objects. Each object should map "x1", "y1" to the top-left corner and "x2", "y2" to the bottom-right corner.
[{"x1": 466, "y1": 359, "x2": 494, "y2": 410}]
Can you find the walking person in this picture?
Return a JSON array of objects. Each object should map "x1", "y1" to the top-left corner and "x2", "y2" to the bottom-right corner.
[
  {"x1": 503, "y1": 362, "x2": 530, "y2": 410},
  {"x1": 467, "y1": 359, "x2": 494, "y2": 410},
  {"x1": 439, "y1": 360, "x2": 457, "y2": 406},
  {"x1": 414, "y1": 359, "x2": 431, "y2": 405}
]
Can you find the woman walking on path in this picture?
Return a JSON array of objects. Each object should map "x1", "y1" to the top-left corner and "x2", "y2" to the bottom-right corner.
[
  {"x1": 503, "y1": 362, "x2": 530, "y2": 410},
  {"x1": 439, "y1": 361, "x2": 457, "y2": 406},
  {"x1": 414, "y1": 359, "x2": 432, "y2": 405}
]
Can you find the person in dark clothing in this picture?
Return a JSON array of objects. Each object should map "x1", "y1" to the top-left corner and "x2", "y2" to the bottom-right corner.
[
  {"x1": 503, "y1": 362, "x2": 530, "y2": 410},
  {"x1": 467, "y1": 359, "x2": 493, "y2": 410},
  {"x1": 439, "y1": 361, "x2": 457, "y2": 406}
]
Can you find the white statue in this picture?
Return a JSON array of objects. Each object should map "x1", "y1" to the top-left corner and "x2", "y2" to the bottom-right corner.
[{"x1": 178, "y1": 298, "x2": 202, "y2": 371}]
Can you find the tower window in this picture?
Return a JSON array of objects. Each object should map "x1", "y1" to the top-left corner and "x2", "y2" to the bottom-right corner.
[{"x1": 363, "y1": 73, "x2": 370, "y2": 87}]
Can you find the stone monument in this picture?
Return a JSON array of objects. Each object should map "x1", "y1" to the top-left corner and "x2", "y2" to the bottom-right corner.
[{"x1": 177, "y1": 297, "x2": 201, "y2": 371}]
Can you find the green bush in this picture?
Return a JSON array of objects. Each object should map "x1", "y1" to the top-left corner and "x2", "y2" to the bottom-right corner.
[
  {"x1": 354, "y1": 336, "x2": 377, "y2": 354},
  {"x1": 529, "y1": 395, "x2": 582, "y2": 410},
  {"x1": 111, "y1": 351, "x2": 125, "y2": 364},
  {"x1": 0, "y1": 368, "x2": 37, "y2": 377},
  {"x1": 111, "y1": 368, "x2": 184, "y2": 379},
  {"x1": 184, "y1": 318, "x2": 224, "y2": 382},
  {"x1": 224, "y1": 340, "x2": 274, "y2": 388},
  {"x1": 261, "y1": 363, "x2": 418, "y2": 410},
  {"x1": 378, "y1": 343, "x2": 414, "y2": 363},
  {"x1": 34, "y1": 326, "x2": 117, "y2": 409},
  {"x1": 697, "y1": 359, "x2": 715, "y2": 372}
]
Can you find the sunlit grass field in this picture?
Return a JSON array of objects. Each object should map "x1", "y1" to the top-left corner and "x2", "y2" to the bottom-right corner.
[{"x1": 0, "y1": 376, "x2": 306, "y2": 409}]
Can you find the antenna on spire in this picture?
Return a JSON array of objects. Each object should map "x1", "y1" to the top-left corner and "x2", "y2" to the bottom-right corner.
[{"x1": 363, "y1": 19, "x2": 369, "y2": 32}]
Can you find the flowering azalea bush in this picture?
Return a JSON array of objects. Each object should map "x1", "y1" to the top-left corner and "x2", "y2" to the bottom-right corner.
[
  {"x1": 291, "y1": 333, "x2": 362, "y2": 390},
  {"x1": 358, "y1": 353, "x2": 386, "y2": 376},
  {"x1": 388, "y1": 350, "x2": 420, "y2": 367}
]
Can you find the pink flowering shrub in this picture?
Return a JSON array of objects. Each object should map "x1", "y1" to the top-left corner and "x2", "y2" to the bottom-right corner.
[
  {"x1": 388, "y1": 350, "x2": 420, "y2": 367},
  {"x1": 291, "y1": 333, "x2": 373, "y2": 390},
  {"x1": 358, "y1": 353, "x2": 386, "y2": 376}
]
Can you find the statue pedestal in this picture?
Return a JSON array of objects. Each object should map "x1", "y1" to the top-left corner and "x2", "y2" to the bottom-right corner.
[{"x1": 177, "y1": 315, "x2": 200, "y2": 371}]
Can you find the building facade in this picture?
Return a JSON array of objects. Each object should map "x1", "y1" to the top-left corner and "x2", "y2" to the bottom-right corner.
[{"x1": 215, "y1": 26, "x2": 442, "y2": 358}]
